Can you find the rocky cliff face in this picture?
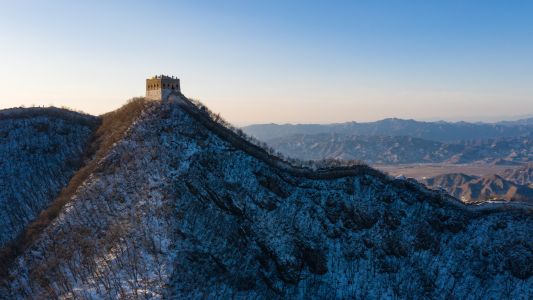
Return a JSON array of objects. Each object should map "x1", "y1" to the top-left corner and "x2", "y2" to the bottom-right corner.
[
  {"x1": 0, "y1": 107, "x2": 99, "y2": 247},
  {"x1": 1, "y1": 99, "x2": 532, "y2": 299}
]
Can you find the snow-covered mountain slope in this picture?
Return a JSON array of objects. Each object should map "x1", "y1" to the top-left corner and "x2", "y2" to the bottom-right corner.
[
  {"x1": 1, "y1": 98, "x2": 532, "y2": 299},
  {"x1": 0, "y1": 107, "x2": 99, "y2": 247}
]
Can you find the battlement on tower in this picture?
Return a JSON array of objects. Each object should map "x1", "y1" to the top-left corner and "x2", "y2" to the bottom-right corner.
[{"x1": 146, "y1": 75, "x2": 181, "y2": 101}]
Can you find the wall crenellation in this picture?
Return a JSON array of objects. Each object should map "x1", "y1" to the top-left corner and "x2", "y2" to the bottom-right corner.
[{"x1": 145, "y1": 75, "x2": 181, "y2": 101}]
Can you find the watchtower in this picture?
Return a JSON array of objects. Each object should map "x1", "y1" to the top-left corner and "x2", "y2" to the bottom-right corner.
[{"x1": 146, "y1": 75, "x2": 181, "y2": 101}]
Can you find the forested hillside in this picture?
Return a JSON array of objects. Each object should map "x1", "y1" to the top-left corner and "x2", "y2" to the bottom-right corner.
[
  {"x1": 1, "y1": 98, "x2": 531, "y2": 299},
  {"x1": 0, "y1": 107, "x2": 99, "y2": 247}
]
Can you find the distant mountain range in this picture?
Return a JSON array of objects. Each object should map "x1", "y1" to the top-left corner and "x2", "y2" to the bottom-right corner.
[
  {"x1": 497, "y1": 117, "x2": 533, "y2": 126},
  {"x1": 244, "y1": 118, "x2": 532, "y2": 202},
  {"x1": 243, "y1": 117, "x2": 533, "y2": 142},
  {"x1": 422, "y1": 170, "x2": 533, "y2": 203},
  {"x1": 421, "y1": 164, "x2": 533, "y2": 202},
  {"x1": 264, "y1": 133, "x2": 532, "y2": 165},
  {"x1": 501, "y1": 163, "x2": 533, "y2": 186}
]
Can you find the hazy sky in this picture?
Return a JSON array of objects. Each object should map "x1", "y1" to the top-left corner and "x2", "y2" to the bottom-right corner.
[{"x1": 1, "y1": 0, "x2": 532, "y2": 124}]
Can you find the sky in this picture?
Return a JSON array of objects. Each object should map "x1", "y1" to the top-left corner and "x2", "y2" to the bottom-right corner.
[{"x1": 1, "y1": 0, "x2": 532, "y2": 124}]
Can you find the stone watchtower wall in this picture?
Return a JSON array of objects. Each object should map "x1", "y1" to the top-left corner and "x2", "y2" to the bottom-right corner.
[{"x1": 146, "y1": 75, "x2": 181, "y2": 101}]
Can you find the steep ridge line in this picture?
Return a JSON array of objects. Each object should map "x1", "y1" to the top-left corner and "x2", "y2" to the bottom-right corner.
[
  {"x1": 1, "y1": 97, "x2": 531, "y2": 280},
  {"x1": 0, "y1": 106, "x2": 96, "y2": 126},
  {"x1": 0, "y1": 98, "x2": 152, "y2": 278},
  {"x1": 1, "y1": 98, "x2": 532, "y2": 298},
  {"x1": 173, "y1": 95, "x2": 533, "y2": 213},
  {"x1": 175, "y1": 98, "x2": 381, "y2": 177}
]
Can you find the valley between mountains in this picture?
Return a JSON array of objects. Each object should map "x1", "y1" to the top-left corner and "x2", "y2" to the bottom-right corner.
[
  {"x1": 244, "y1": 120, "x2": 533, "y2": 202},
  {"x1": 0, "y1": 96, "x2": 531, "y2": 299}
]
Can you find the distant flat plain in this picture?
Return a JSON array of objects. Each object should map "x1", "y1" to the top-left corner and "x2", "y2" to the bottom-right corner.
[{"x1": 374, "y1": 164, "x2": 523, "y2": 180}]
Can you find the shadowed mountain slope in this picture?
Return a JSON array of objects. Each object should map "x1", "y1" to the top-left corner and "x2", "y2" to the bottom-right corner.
[
  {"x1": 1, "y1": 98, "x2": 532, "y2": 299},
  {"x1": 0, "y1": 107, "x2": 100, "y2": 247},
  {"x1": 0, "y1": 99, "x2": 151, "y2": 276}
]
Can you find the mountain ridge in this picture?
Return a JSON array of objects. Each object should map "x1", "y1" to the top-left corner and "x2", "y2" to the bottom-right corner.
[
  {"x1": 264, "y1": 133, "x2": 532, "y2": 165},
  {"x1": 243, "y1": 118, "x2": 533, "y2": 142},
  {"x1": 1, "y1": 97, "x2": 532, "y2": 299},
  {"x1": 0, "y1": 107, "x2": 100, "y2": 248},
  {"x1": 502, "y1": 163, "x2": 533, "y2": 186},
  {"x1": 422, "y1": 173, "x2": 533, "y2": 203}
]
